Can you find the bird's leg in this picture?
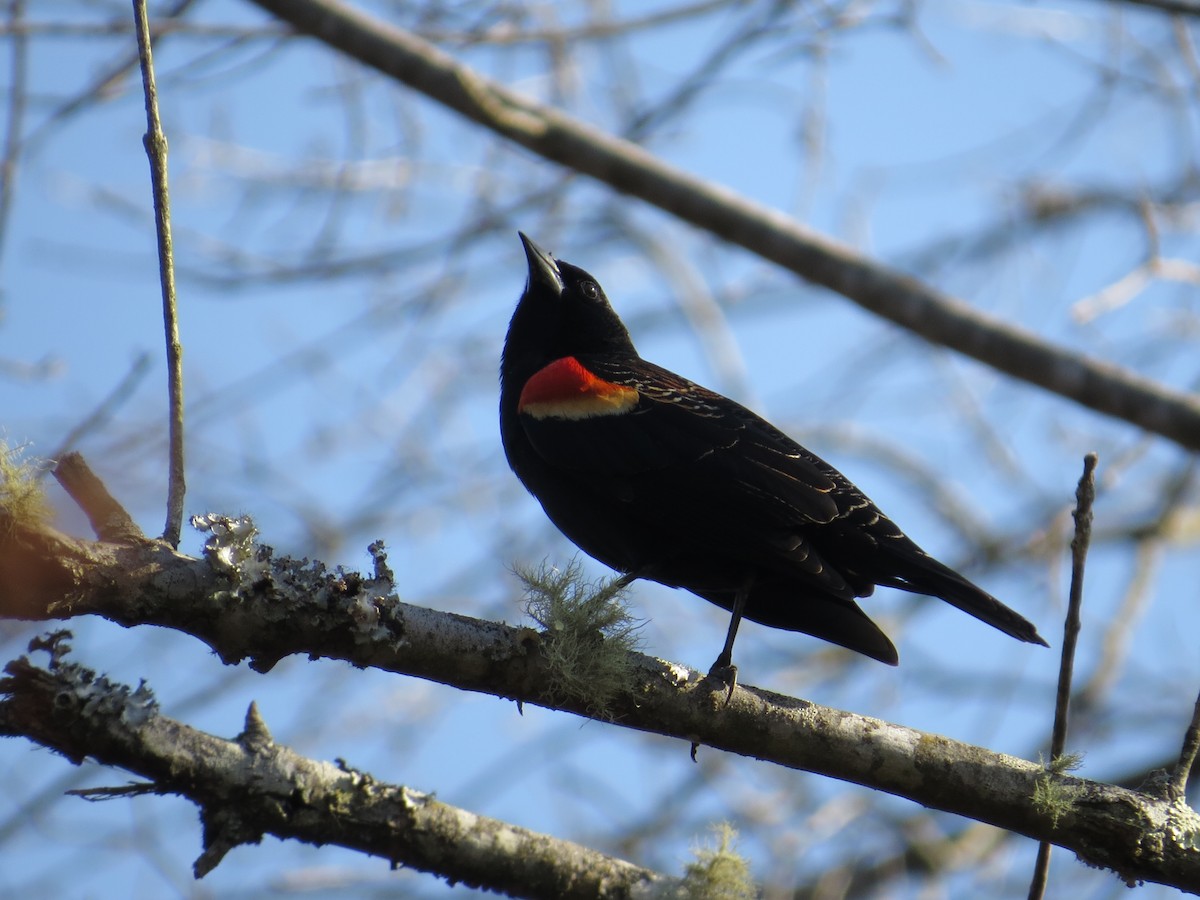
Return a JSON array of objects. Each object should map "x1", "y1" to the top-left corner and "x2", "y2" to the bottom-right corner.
[
  {"x1": 613, "y1": 572, "x2": 638, "y2": 591},
  {"x1": 708, "y1": 576, "x2": 752, "y2": 703}
]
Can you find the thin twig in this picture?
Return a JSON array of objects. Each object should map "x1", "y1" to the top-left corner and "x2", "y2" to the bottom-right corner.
[
  {"x1": 44, "y1": 352, "x2": 153, "y2": 470},
  {"x1": 23, "y1": 0, "x2": 196, "y2": 155},
  {"x1": 132, "y1": 0, "x2": 186, "y2": 548},
  {"x1": 1169, "y1": 689, "x2": 1200, "y2": 803},
  {"x1": 0, "y1": 0, "x2": 28, "y2": 265},
  {"x1": 52, "y1": 452, "x2": 144, "y2": 544},
  {"x1": 1028, "y1": 452, "x2": 1098, "y2": 900},
  {"x1": 1059, "y1": 454, "x2": 1099, "y2": 750}
]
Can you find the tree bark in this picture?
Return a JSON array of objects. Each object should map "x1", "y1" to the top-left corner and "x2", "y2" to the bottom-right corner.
[{"x1": 2, "y1": 509, "x2": 1197, "y2": 892}]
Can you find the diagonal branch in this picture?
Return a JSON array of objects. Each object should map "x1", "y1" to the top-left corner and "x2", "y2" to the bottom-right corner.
[
  {"x1": 242, "y1": 0, "x2": 1200, "y2": 452},
  {"x1": 1, "y1": 508, "x2": 1198, "y2": 891},
  {"x1": 1107, "y1": 0, "x2": 1200, "y2": 17}
]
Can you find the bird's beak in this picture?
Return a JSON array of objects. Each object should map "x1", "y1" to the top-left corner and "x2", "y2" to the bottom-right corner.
[{"x1": 519, "y1": 232, "x2": 565, "y2": 297}]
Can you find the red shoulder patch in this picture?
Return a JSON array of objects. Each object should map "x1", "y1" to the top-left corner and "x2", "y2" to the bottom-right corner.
[{"x1": 519, "y1": 357, "x2": 639, "y2": 420}]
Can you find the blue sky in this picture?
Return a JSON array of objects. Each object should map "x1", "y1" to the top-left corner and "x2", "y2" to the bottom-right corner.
[{"x1": 2, "y1": 1, "x2": 1198, "y2": 896}]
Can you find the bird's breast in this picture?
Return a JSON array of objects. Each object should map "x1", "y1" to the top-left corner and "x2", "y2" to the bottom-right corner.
[{"x1": 518, "y1": 356, "x2": 639, "y2": 420}]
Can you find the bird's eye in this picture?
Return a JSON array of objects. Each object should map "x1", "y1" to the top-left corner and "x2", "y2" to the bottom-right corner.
[{"x1": 580, "y1": 281, "x2": 600, "y2": 300}]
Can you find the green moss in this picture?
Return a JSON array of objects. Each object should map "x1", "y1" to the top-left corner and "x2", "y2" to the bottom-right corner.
[
  {"x1": 1046, "y1": 752, "x2": 1083, "y2": 775},
  {"x1": 1031, "y1": 752, "x2": 1085, "y2": 828},
  {"x1": 515, "y1": 559, "x2": 642, "y2": 717},
  {"x1": 0, "y1": 441, "x2": 50, "y2": 535},
  {"x1": 677, "y1": 823, "x2": 756, "y2": 900}
]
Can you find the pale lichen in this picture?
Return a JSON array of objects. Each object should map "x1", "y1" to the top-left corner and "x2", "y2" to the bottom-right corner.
[
  {"x1": 30, "y1": 633, "x2": 160, "y2": 728},
  {"x1": 515, "y1": 559, "x2": 642, "y2": 717},
  {"x1": 0, "y1": 440, "x2": 50, "y2": 534},
  {"x1": 674, "y1": 822, "x2": 756, "y2": 900},
  {"x1": 191, "y1": 514, "x2": 270, "y2": 595},
  {"x1": 348, "y1": 541, "x2": 398, "y2": 644}
]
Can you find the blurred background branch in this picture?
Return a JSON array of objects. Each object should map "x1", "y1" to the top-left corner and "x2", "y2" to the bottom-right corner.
[{"x1": 1, "y1": 1, "x2": 1198, "y2": 896}]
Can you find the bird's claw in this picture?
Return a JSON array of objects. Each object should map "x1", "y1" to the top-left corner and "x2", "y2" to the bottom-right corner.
[{"x1": 707, "y1": 659, "x2": 738, "y2": 705}]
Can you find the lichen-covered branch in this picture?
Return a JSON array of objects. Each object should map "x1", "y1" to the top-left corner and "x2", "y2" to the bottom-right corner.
[
  {"x1": 1, "y1": 509, "x2": 1198, "y2": 890},
  {"x1": 0, "y1": 637, "x2": 667, "y2": 899}
]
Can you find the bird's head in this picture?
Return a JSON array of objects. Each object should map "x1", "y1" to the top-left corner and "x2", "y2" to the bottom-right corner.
[{"x1": 503, "y1": 233, "x2": 637, "y2": 374}]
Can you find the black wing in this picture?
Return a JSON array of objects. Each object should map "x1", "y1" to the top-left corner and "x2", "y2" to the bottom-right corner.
[
  {"x1": 519, "y1": 354, "x2": 1047, "y2": 650},
  {"x1": 517, "y1": 356, "x2": 874, "y2": 597},
  {"x1": 519, "y1": 356, "x2": 850, "y2": 523}
]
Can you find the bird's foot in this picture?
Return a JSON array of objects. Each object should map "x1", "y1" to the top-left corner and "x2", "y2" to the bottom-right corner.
[{"x1": 706, "y1": 658, "x2": 738, "y2": 705}]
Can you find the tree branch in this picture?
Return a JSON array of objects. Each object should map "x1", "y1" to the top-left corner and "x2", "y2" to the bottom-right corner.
[
  {"x1": 242, "y1": 0, "x2": 1200, "y2": 452},
  {"x1": 0, "y1": 641, "x2": 667, "y2": 899},
  {"x1": 52, "y1": 451, "x2": 144, "y2": 544},
  {"x1": 1105, "y1": 0, "x2": 1200, "y2": 18},
  {"x1": 1, "y1": 508, "x2": 1198, "y2": 891}
]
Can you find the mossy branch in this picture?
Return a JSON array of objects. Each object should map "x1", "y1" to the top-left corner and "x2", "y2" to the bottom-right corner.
[{"x1": 0, "y1": 475, "x2": 1198, "y2": 890}]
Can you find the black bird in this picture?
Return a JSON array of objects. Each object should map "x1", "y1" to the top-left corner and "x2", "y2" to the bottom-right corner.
[{"x1": 501, "y1": 233, "x2": 1046, "y2": 677}]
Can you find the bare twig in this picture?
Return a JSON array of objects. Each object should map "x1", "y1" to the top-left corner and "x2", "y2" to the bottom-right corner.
[
  {"x1": 132, "y1": 0, "x2": 186, "y2": 548},
  {"x1": 1170, "y1": 689, "x2": 1200, "y2": 803},
  {"x1": 1029, "y1": 453, "x2": 1098, "y2": 900},
  {"x1": 23, "y1": 0, "x2": 196, "y2": 154},
  {"x1": 51, "y1": 452, "x2": 143, "y2": 544},
  {"x1": 0, "y1": 0, "x2": 27, "y2": 266},
  {"x1": 1058, "y1": 454, "x2": 1099, "y2": 753},
  {"x1": 45, "y1": 352, "x2": 153, "y2": 468},
  {"x1": 246, "y1": 0, "x2": 1200, "y2": 452}
]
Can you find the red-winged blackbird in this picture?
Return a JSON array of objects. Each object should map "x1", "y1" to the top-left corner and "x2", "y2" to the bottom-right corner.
[{"x1": 501, "y1": 233, "x2": 1047, "y2": 675}]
